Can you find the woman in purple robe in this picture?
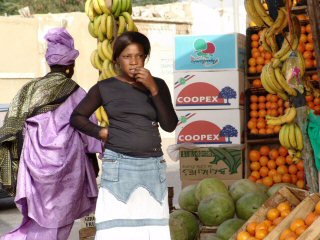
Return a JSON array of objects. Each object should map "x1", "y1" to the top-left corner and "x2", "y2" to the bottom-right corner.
[{"x1": 0, "y1": 27, "x2": 102, "y2": 240}]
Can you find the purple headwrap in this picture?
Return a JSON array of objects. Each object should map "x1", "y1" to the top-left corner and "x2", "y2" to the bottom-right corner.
[{"x1": 45, "y1": 28, "x2": 79, "y2": 66}]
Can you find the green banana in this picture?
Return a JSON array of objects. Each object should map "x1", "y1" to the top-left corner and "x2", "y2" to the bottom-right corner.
[
  {"x1": 88, "y1": 21, "x2": 97, "y2": 38},
  {"x1": 274, "y1": 67, "x2": 297, "y2": 96}
]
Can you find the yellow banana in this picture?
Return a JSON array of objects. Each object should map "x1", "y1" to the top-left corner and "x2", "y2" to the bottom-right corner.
[
  {"x1": 88, "y1": 21, "x2": 97, "y2": 38},
  {"x1": 266, "y1": 106, "x2": 297, "y2": 125},
  {"x1": 253, "y1": 0, "x2": 274, "y2": 26},
  {"x1": 259, "y1": 28, "x2": 272, "y2": 52},
  {"x1": 297, "y1": 51, "x2": 306, "y2": 77},
  {"x1": 274, "y1": 67, "x2": 297, "y2": 96},
  {"x1": 292, "y1": 14, "x2": 301, "y2": 40},
  {"x1": 106, "y1": 14, "x2": 114, "y2": 40},
  {"x1": 275, "y1": 8, "x2": 288, "y2": 35},
  {"x1": 260, "y1": 65, "x2": 276, "y2": 94},
  {"x1": 109, "y1": 62, "x2": 117, "y2": 76},
  {"x1": 117, "y1": 15, "x2": 127, "y2": 36},
  {"x1": 88, "y1": 0, "x2": 96, "y2": 21},
  {"x1": 294, "y1": 123, "x2": 304, "y2": 151},
  {"x1": 98, "y1": 41, "x2": 107, "y2": 61},
  {"x1": 90, "y1": 50, "x2": 99, "y2": 69},
  {"x1": 97, "y1": 0, "x2": 111, "y2": 14},
  {"x1": 266, "y1": 63, "x2": 285, "y2": 93},
  {"x1": 101, "y1": 39, "x2": 113, "y2": 61},
  {"x1": 94, "y1": 50, "x2": 103, "y2": 70},
  {"x1": 279, "y1": 124, "x2": 291, "y2": 149},
  {"x1": 288, "y1": 123, "x2": 297, "y2": 149},
  {"x1": 274, "y1": 33, "x2": 291, "y2": 59},
  {"x1": 272, "y1": 58, "x2": 281, "y2": 68},
  {"x1": 277, "y1": 91, "x2": 289, "y2": 101},
  {"x1": 95, "y1": 108, "x2": 102, "y2": 122},
  {"x1": 85, "y1": 0, "x2": 92, "y2": 18},
  {"x1": 98, "y1": 24, "x2": 105, "y2": 42},
  {"x1": 244, "y1": 0, "x2": 265, "y2": 27},
  {"x1": 100, "y1": 13, "x2": 108, "y2": 35},
  {"x1": 268, "y1": 33, "x2": 279, "y2": 53},
  {"x1": 100, "y1": 121, "x2": 108, "y2": 127},
  {"x1": 121, "y1": 12, "x2": 134, "y2": 31},
  {"x1": 93, "y1": 15, "x2": 102, "y2": 37},
  {"x1": 102, "y1": 59, "x2": 110, "y2": 76},
  {"x1": 92, "y1": 0, "x2": 103, "y2": 15},
  {"x1": 100, "y1": 106, "x2": 110, "y2": 125}
]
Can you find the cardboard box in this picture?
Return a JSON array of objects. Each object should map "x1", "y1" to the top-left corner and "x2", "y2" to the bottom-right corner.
[
  {"x1": 175, "y1": 109, "x2": 244, "y2": 146},
  {"x1": 179, "y1": 147, "x2": 244, "y2": 188},
  {"x1": 174, "y1": 71, "x2": 245, "y2": 110},
  {"x1": 174, "y1": 33, "x2": 246, "y2": 71},
  {"x1": 80, "y1": 214, "x2": 96, "y2": 228}
]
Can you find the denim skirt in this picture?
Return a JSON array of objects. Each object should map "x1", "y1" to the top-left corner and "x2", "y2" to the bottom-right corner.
[{"x1": 94, "y1": 149, "x2": 171, "y2": 240}]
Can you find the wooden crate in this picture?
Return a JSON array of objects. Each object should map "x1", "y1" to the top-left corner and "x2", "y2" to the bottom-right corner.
[
  {"x1": 79, "y1": 227, "x2": 96, "y2": 240},
  {"x1": 230, "y1": 186, "x2": 309, "y2": 240}
]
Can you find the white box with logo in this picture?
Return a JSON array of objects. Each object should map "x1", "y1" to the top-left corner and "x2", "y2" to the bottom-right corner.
[
  {"x1": 175, "y1": 109, "x2": 244, "y2": 146},
  {"x1": 174, "y1": 71, "x2": 244, "y2": 110}
]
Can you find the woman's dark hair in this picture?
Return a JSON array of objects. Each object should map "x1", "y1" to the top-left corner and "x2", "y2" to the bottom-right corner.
[{"x1": 113, "y1": 31, "x2": 151, "y2": 61}]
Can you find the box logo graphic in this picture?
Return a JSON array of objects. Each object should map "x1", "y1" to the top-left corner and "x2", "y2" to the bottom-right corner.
[
  {"x1": 178, "y1": 114, "x2": 238, "y2": 144},
  {"x1": 192, "y1": 39, "x2": 218, "y2": 67},
  {"x1": 175, "y1": 76, "x2": 237, "y2": 106}
]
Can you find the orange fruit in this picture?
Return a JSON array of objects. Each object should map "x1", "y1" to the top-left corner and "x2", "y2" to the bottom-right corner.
[
  {"x1": 267, "y1": 208, "x2": 280, "y2": 221},
  {"x1": 273, "y1": 216, "x2": 284, "y2": 226},
  {"x1": 305, "y1": 211, "x2": 319, "y2": 226},
  {"x1": 250, "y1": 110, "x2": 259, "y2": 118},
  {"x1": 286, "y1": 155, "x2": 294, "y2": 165},
  {"x1": 277, "y1": 201, "x2": 291, "y2": 212},
  {"x1": 262, "y1": 176, "x2": 273, "y2": 187},
  {"x1": 267, "y1": 159, "x2": 276, "y2": 169},
  {"x1": 259, "y1": 166, "x2": 269, "y2": 178},
  {"x1": 296, "y1": 179, "x2": 305, "y2": 189},
  {"x1": 315, "y1": 201, "x2": 320, "y2": 215},
  {"x1": 296, "y1": 160, "x2": 304, "y2": 171},
  {"x1": 276, "y1": 156, "x2": 286, "y2": 166},
  {"x1": 259, "y1": 156, "x2": 269, "y2": 166},
  {"x1": 251, "y1": 171, "x2": 261, "y2": 180},
  {"x1": 295, "y1": 225, "x2": 307, "y2": 236},
  {"x1": 251, "y1": 34, "x2": 259, "y2": 41},
  {"x1": 291, "y1": 174, "x2": 298, "y2": 184},
  {"x1": 306, "y1": 24, "x2": 312, "y2": 33},
  {"x1": 255, "y1": 229, "x2": 268, "y2": 239},
  {"x1": 237, "y1": 231, "x2": 251, "y2": 240},
  {"x1": 250, "y1": 161, "x2": 261, "y2": 171},
  {"x1": 251, "y1": 40, "x2": 259, "y2": 48},
  {"x1": 281, "y1": 209, "x2": 291, "y2": 218},
  {"x1": 306, "y1": 95, "x2": 314, "y2": 102},
  {"x1": 250, "y1": 103, "x2": 259, "y2": 110},
  {"x1": 273, "y1": 125, "x2": 281, "y2": 133},
  {"x1": 296, "y1": 171, "x2": 305, "y2": 180},
  {"x1": 255, "y1": 222, "x2": 268, "y2": 231},
  {"x1": 247, "y1": 120, "x2": 257, "y2": 130},
  {"x1": 290, "y1": 218, "x2": 306, "y2": 232},
  {"x1": 249, "y1": 150, "x2": 261, "y2": 162},
  {"x1": 260, "y1": 145, "x2": 271, "y2": 156},
  {"x1": 273, "y1": 173, "x2": 282, "y2": 183},
  {"x1": 268, "y1": 169, "x2": 277, "y2": 178},
  {"x1": 250, "y1": 95, "x2": 259, "y2": 103},
  {"x1": 246, "y1": 221, "x2": 258, "y2": 235},
  {"x1": 277, "y1": 165, "x2": 288, "y2": 175},
  {"x1": 278, "y1": 146, "x2": 288, "y2": 157},
  {"x1": 288, "y1": 165, "x2": 298, "y2": 175},
  {"x1": 249, "y1": 66, "x2": 257, "y2": 74},
  {"x1": 280, "y1": 228, "x2": 294, "y2": 240},
  {"x1": 282, "y1": 173, "x2": 292, "y2": 183},
  {"x1": 269, "y1": 149, "x2": 279, "y2": 160},
  {"x1": 253, "y1": 79, "x2": 262, "y2": 88},
  {"x1": 249, "y1": 57, "x2": 257, "y2": 66}
]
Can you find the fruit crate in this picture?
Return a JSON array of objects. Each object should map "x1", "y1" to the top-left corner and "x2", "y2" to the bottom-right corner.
[
  {"x1": 265, "y1": 193, "x2": 320, "y2": 240},
  {"x1": 198, "y1": 226, "x2": 218, "y2": 240},
  {"x1": 79, "y1": 227, "x2": 96, "y2": 240},
  {"x1": 229, "y1": 186, "x2": 309, "y2": 240},
  {"x1": 245, "y1": 88, "x2": 282, "y2": 141}
]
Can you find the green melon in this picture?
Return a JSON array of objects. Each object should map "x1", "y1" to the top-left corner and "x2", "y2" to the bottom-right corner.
[
  {"x1": 169, "y1": 209, "x2": 199, "y2": 240},
  {"x1": 198, "y1": 192, "x2": 235, "y2": 226},
  {"x1": 195, "y1": 178, "x2": 229, "y2": 202},
  {"x1": 229, "y1": 179, "x2": 260, "y2": 201},
  {"x1": 216, "y1": 218, "x2": 246, "y2": 240},
  {"x1": 178, "y1": 184, "x2": 199, "y2": 213},
  {"x1": 236, "y1": 192, "x2": 269, "y2": 220},
  {"x1": 267, "y1": 183, "x2": 298, "y2": 196}
]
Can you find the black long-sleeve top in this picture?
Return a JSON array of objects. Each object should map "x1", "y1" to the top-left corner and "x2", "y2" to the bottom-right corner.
[{"x1": 70, "y1": 77, "x2": 178, "y2": 157}]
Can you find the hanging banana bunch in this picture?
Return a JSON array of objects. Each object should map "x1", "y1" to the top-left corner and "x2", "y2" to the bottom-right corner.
[
  {"x1": 244, "y1": 0, "x2": 306, "y2": 153},
  {"x1": 85, "y1": 0, "x2": 139, "y2": 127}
]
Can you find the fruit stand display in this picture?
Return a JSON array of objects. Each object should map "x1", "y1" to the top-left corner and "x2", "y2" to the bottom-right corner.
[{"x1": 244, "y1": 0, "x2": 320, "y2": 194}]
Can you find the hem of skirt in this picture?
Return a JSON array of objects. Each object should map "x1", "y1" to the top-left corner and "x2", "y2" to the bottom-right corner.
[{"x1": 95, "y1": 218, "x2": 169, "y2": 231}]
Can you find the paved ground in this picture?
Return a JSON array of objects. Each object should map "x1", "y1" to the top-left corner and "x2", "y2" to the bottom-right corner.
[{"x1": 0, "y1": 138, "x2": 181, "y2": 239}]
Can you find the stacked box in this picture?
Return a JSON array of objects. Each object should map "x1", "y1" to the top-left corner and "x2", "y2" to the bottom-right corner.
[{"x1": 173, "y1": 33, "x2": 246, "y2": 187}]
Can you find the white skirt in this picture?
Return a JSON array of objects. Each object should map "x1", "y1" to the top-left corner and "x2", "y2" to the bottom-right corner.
[{"x1": 94, "y1": 187, "x2": 171, "y2": 240}]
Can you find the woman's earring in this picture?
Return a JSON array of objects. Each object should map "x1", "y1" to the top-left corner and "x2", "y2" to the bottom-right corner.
[{"x1": 66, "y1": 69, "x2": 70, "y2": 74}]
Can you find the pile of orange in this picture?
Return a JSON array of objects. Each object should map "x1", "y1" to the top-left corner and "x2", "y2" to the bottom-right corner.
[
  {"x1": 278, "y1": 201, "x2": 320, "y2": 240},
  {"x1": 306, "y1": 94, "x2": 320, "y2": 112},
  {"x1": 236, "y1": 201, "x2": 293, "y2": 240},
  {"x1": 247, "y1": 94, "x2": 287, "y2": 135},
  {"x1": 298, "y1": 20, "x2": 317, "y2": 69},
  {"x1": 248, "y1": 32, "x2": 273, "y2": 75},
  {"x1": 248, "y1": 145, "x2": 306, "y2": 189}
]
